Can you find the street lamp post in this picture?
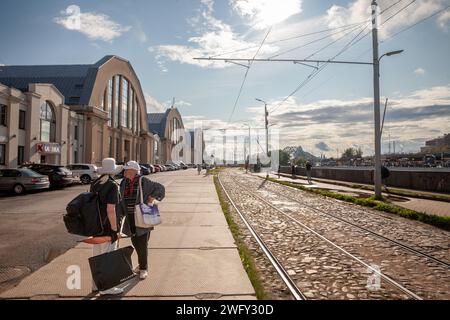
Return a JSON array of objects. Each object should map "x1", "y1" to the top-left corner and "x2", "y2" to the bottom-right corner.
[
  {"x1": 243, "y1": 123, "x2": 251, "y2": 173},
  {"x1": 256, "y1": 98, "x2": 269, "y2": 179},
  {"x1": 372, "y1": 0, "x2": 403, "y2": 199}
]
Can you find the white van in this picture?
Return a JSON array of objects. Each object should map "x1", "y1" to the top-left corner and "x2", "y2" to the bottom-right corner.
[{"x1": 66, "y1": 164, "x2": 99, "y2": 184}]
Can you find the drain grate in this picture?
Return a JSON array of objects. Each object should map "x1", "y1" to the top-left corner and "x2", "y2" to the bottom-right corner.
[{"x1": 0, "y1": 266, "x2": 30, "y2": 283}]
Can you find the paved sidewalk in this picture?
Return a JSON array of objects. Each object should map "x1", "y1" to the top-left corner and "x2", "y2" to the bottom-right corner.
[
  {"x1": 254, "y1": 172, "x2": 450, "y2": 218},
  {"x1": 0, "y1": 170, "x2": 255, "y2": 300}
]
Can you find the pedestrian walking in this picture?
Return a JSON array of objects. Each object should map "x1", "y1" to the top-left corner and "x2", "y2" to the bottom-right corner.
[
  {"x1": 306, "y1": 161, "x2": 312, "y2": 184},
  {"x1": 291, "y1": 164, "x2": 296, "y2": 178},
  {"x1": 90, "y1": 158, "x2": 123, "y2": 295},
  {"x1": 381, "y1": 165, "x2": 390, "y2": 193},
  {"x1": 197, "y1": 164, "x2": 201, "y2": 175},
  {"x1": 119, "y1": 161, "x2": 165, "y2": 280}
]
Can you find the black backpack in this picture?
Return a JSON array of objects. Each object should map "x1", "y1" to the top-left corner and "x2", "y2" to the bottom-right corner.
[{"x1": 64, "y1": 191, "x2": 107, "y2": 237}]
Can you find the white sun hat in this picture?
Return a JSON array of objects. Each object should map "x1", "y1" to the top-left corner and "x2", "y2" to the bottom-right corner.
[
  {"x1": 97, "y1": 158, "x2": 122, "y2": 175},
  {"x1": 123, "y1": 160, "x2": 141, "y2": 173}
]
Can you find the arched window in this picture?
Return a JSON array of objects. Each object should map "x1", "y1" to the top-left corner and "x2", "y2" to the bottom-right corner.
[
  {"x1": 40, "y1": 101, "x2": 56, "y2": 142},
  {"x1": 103, "y1": 74, "x2": 143, "y2": 133}
]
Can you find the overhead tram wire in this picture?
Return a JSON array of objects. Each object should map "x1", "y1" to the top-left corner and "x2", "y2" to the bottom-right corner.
[
  {"x1": 269, "y1": 0, "x2": 422, "y2": 113},
  {"x1": 292, "y1": 2, "x2": 450, "y2": 107},
  {"x1": 208, "y1": 21, "x2": 368, "y2": 59},
  {"x1": 209, "y1": 0, "x2": 406, "y2": 61},
  {"x1": 269, "y1": 22, "x2": 371, "y2": 114},
  {"x1": 380, "y1": 0, "x2": 405, "y2": 15},
  {"x1": 382, "y1": 0, "x2": 416, "y2": 25},
  {"x1": 227, "y1": 27, "x2": 272, "y2": 124},
  {"x1": 384, "y1": 4, "x2": 450, "y2": 41},
  {"x1": 268, "y1": 22, "x2": 366, "y2": 59}
]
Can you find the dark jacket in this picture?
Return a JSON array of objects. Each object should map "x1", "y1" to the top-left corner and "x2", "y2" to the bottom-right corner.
[{"x1": 119, "y1": 176, "x2": 165, "y2": 236}]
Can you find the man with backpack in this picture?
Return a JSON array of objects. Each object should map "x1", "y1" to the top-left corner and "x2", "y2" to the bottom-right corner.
[{"x1": 89, "y1": 158, "x2": 123, "y2": 295}]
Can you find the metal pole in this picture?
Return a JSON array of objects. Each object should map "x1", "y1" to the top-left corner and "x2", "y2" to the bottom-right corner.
[
  {"x1": 372, "y1": 0, "x2": 382, "y2": 199},
  {"x1": 247, "y1": 126, "x2": 251, "y2": 173},
  {"x1": 265, "y1": 104, "x2": 269, "y2": 179}
]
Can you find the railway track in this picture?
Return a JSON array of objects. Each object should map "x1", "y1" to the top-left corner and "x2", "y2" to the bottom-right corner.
[
  {"x1": 217, "y1": 171, "x2": 438, "y2": 300},
  {"x1": 239, "y1": 174, "x2": 450, "y2": 269}
]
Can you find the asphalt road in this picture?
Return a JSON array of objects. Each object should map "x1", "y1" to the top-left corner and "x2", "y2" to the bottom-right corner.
[{"x1": 0, "y1": 171, "x2": 178, "y2": 293}]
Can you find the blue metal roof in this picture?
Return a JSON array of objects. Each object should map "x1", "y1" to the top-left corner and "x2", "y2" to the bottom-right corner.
[
  {"x1": 147, "y1": 109, "x2": 171, "y2": 137},
  {"x1": 0, "y1": 56, "x2": 118, "y2": 106}
]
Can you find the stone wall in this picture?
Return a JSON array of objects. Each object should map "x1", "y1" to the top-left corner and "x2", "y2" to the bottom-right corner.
[{"x1": 279, "y1": 166, "x2": 450, "y2": 193}]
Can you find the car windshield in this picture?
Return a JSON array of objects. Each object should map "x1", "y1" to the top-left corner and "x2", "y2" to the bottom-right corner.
[
  {"x1": 21, "y1": 169, "x2": 42, "y2": 177},
  {"x1": 58, "y1": 167, "x2": 72, "y2": 174}
]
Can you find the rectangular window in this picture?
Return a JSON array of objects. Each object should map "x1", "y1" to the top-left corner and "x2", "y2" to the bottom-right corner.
[
  {"x1": 133, "y1": 95, "x2": 137, "y2": 134},
  {"x1": 74, "y1": 150, "x2": 78, "y2": 163},
  {"x1": 114, "y1": 76, "x2": 120, "y2": 128},
  {"x1": 0, "y1": 144, "x2": 5, "y2": 165},
  {"x1": 19, "y1": 110, "x2": 26, "y2": 130},
  {"x1": 0, "y1": 104, "x2": 7, "y2": 126},
  {"x1": 17, "y1": 146, "x2": 24, "y2": 166},
  {"x1": 121, "y1": 78, "x2": 128, "y2": 128},
  {"x1": 74, "y1": 125, "x2": 79, "y2": 140},
  {"x1": 108, "y1": 79, "x2": 113, "y2": 126},
  {"x1": 128, "y1": 88, "x2": 134, "y2": 129},
  {"x1": 40, "y1": 121, "x2": 50, "y2": 142},
  {"x1": 109, "y1": 136, "x2": 113, "y2": 158},
  {"x1": 116, "y1": 138, "x2": 120, "y2": 160}
]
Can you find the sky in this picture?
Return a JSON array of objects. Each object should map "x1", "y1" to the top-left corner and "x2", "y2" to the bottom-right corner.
[{"x1": 0, "y1": 0, "x2": 449, "y2": 157}]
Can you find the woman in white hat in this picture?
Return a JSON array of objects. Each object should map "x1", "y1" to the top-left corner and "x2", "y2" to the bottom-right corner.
[
  {"x1": 120, "y1": 160, "x2": 165, "y2": 280},
  {"x1": 90, "y1": 158, "x2": 123, "y2": 295}
]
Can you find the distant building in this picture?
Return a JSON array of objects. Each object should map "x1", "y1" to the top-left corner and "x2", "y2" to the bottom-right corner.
[
  {"x1": 421, "y1": 133, "x2": 450, "y2": 154},
  {"x1": 0, "y1": 55, "x2": 156, "y2": 168},
  {"x1": 147, "y1": 107, "x2": 184, "y2": 164}
]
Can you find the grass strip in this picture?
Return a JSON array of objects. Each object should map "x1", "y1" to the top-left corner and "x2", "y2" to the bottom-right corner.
[{"x1": 213, "y1": 174, "x2": 270, "y2": 300}]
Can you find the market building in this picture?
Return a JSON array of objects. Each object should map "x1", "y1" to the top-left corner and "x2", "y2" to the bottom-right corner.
[
  {"x1": 0, "y1": 55, "x2": 156, "y2": 168},
  {"x1": 147, "y1": 107, "x2": 185, "y2": 164}
]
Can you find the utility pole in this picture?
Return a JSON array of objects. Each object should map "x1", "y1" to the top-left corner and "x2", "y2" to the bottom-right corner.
[
  {"x1": 389, "y1": 133, "x2": 391, "y2": 155},
  {"x1": 243, "y1": 124, "x2": 251, "y2": 173},
  {"x1": 372, "y1": 0, "x2": 382, "y2": 200},
  {"x1": 256, "y1": 98, "x2": 270, "y2": 179}
]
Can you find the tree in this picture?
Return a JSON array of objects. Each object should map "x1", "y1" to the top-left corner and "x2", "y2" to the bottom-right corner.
[
  {"x1": 342, "y1": 148, "x2": 356, "y2": 160},
  {"x1": 278, "y1": 150, "x2": 290, "y2": 166},
  {"x1": 295, "y1": 156, "x2": 306, "y2": 166}
]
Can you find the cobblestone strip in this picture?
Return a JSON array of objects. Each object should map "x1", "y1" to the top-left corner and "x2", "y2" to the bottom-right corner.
[
  {"x1": 219, "y1": 172, "x2": 418, "y2": 300},
  {"x1": 231, "y1": 172, "x2": 450, "y2": 299}
]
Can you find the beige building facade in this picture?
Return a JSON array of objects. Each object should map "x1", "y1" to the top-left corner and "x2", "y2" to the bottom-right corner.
[
  {"x1": 147, "y1": 107, "x2": 185, "y2": 164},
  {"x1": 0, "y1": 55, "x2": 156, "y2": 168}
]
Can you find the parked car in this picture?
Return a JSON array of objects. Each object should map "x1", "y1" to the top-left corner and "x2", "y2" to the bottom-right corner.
[
  {"x1": 153, "y1": 164, "x2": 163, "y2": 172},
  {"x1": 177, "y1": 161, "x2": 188, "y2": 170},
  {"x1": 140, "y1": 165, "x2": 150, "y2": 175},
  {"x1": 148, "y1": 164, "x2": 156, "y2": 173},
  {"x1": 165, "y1": 164, "x2": 177, "y2": 171},
  {"x1": 139, "y1": 163, "x2": 154, "y2": 174},
  {"x1": 20, "y1": 164, "x2": 75, "y2": 188},
  {"x1": 66, "y1": 163, "x2": 98, "y2": 184},
  {"x1": 0, "y1": 168, "x2": 50, "y2": 195}
]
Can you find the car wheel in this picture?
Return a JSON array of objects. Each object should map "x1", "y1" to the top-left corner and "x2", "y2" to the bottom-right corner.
[
  {"x1": 80, "y1": 175, "x2": 91, "y2": 184},
  {"x1": 13, "y1": 184, "x2": 25, "y2": 195}
]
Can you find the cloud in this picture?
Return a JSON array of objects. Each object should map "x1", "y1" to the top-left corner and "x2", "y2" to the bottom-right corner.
[
  {"x1": 245, "y1": 84, "x2": 450, "y2": 155},
  {"x1": 230, "y1": 0, "x2": 303, "y2": 29},
  {"x1": 54, "y1": 5, "x2": 131, "y2": 42},
  {"x1": 315, "y1": 142, "x2": 331, "y2": 151},
  {"x1": 414, "y1": 67, "x2": 426, "y2": 75},
  {"x1": 325, "y1": 0, "x2": 447, "y2": 40},
  {"x1": 437, "y1": 9, "x2": 450, "y2": 31},
  {"x1": 153, "y1": 0, "x2": 278, "y2": 69},
  {"x1": 145, "y1": 93, "x2": 166, "y2": 113}
]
